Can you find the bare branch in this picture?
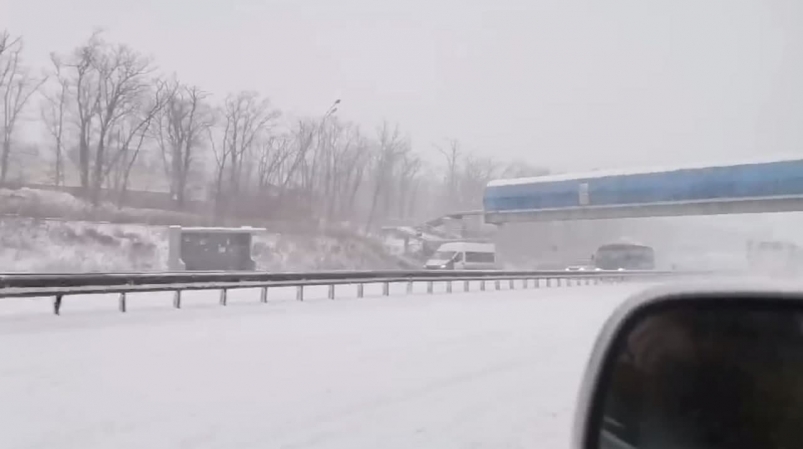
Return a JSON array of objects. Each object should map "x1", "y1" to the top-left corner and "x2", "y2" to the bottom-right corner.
[
  {"x1": 0, "y1": 33, "x2": 49, "y2": 183},
  {"x1": 157, "y1": 80, "x2": 213, "y2": 207}
]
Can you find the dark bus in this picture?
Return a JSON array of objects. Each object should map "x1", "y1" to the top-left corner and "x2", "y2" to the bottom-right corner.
[
  {"x1": 747, "y1": 240, "x2": 803, "y2": 275},
  {"x1": 593, "y1": 242, "x2": 655, "y2": 271}
]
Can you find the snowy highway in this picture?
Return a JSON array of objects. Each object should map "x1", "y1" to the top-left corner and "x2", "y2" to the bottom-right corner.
[{"x1": 0, "y1": 283, "x2": 652, "y2": 449}]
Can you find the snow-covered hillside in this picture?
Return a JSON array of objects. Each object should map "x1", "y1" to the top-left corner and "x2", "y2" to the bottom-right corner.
[
  {"x1": 0, "y1": 217, "x2": 407, "y2": 273},
  {"x1": 0, "y1": 187, "x2": 412, "y2": 273}
]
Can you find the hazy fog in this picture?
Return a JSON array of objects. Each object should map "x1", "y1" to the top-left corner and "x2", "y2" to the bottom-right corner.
[{"x1": 4, "y1": 0, "x2": 801, "y2": 171}]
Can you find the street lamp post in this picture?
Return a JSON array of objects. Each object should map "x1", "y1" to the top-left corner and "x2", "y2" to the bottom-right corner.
[{"x1": 324, "y1": 98, "x2": 340, "y2": 119}]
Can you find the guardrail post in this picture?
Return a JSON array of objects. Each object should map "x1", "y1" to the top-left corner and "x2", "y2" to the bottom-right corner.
[
  {"x1": 53, "y1": 294, "x2": 62, "y2": 316},
  {"x1": 260, "y1": 287, "x2": 268, "y2": 303},
  {"x1": 10, "y1": 270, "x2": 686, "y2": 318}
]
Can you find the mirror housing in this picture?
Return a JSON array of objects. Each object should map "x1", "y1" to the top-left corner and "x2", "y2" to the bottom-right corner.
[{"x1": 572, "y1": 281, "x2": 803, "y2": 449}]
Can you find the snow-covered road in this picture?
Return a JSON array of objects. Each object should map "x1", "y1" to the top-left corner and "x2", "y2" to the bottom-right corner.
[{"x1": 0, "y1": 283, "x2": 650, "y2": 449}]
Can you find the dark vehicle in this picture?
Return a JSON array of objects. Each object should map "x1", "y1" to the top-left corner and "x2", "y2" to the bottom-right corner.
[
  {"x1": 593, "y1": 243, "x2": 655, "y2": 271},
  {"x1": 747, "y1": 239, "x2": 803, "y2": 276}
]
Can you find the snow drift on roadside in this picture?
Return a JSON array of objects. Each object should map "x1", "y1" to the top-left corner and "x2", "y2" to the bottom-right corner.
[{"x1": 0, "y1": 217, "x2": 403, "y2": 273}]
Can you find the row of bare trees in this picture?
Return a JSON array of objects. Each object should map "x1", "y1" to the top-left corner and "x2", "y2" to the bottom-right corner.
[{"x1": 0, "y1": 30, "x2": 548, "y2": 229}]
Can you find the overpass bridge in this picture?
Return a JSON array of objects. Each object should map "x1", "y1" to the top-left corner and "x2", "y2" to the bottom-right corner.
[{"x1": 484, "y1": 157, "x2": 803, "y2": 223}]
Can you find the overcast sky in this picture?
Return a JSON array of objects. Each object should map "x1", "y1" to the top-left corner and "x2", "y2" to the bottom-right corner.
[{"x1": 2, "y1": 0, "x2": 802, "y2": 172}]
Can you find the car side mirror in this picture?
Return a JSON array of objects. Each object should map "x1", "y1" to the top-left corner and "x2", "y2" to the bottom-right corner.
[{"x1": 573, "y1": 283, "x2": 803, "y2": 449}]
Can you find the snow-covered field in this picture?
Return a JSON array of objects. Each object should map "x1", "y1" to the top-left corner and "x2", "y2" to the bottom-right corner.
[
  {"x1": 0, "y1": 283, "x2": 650, "y2": 449},
  {"x1": 0, "y1": 187, "x2": 411, "y2": 273},
  {"x1": 0, "y1": 216, "x2": 404, "y2": 273}
]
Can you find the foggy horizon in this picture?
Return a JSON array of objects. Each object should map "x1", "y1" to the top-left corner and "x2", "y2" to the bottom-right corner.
[{"x1": 5, "y1": 0, "x2": 802, "y2": 173}]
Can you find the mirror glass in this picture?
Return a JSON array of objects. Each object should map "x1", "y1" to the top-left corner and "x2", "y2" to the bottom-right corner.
[{"x1": 595, "y1": 300, "x2": 803, "y2": 449}]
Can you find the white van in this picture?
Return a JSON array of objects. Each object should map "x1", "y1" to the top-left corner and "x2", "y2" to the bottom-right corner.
[{"x1": 424, "y1": 242, "x2": 497, "y2": 270}]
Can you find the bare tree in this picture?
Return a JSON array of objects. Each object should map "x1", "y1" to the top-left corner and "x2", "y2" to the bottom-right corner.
[
  {"x1": 0, "y1": 31, "x2": 21, "y2": 99},
  {"x1": 458, "y1": 153, "x2": 498, "y2": 210},
  {"x1": 0, "y1": 27, "x2": 556, "y2": 233},
  {"x1": 331, "y1": 124, "x2": 371, "y2": 220},
  {"x1": 254, "y1": 134, "x2": 291, "y2": 193},
  {"x1": 111, "y1": 78, "x2": 176, "y2": 206},
  {"x1": 68, "y1": 31, "x2": 103, "y2": 195},
  {"x1": 58, "y1": 32, "x2": 155, "y2": 203},
  {"x1": 40, "y1": 53, "x2": 70, "y2": 186},
  {"x1": 436, "y1": 138, "x2": 461, "y2": 210},
  {"x1": 397, "y1": 153, "x2": 422, "y2": 219},
  {"x1": 364, "y1": 122, "x2": 409, "y2": 231},
  {"x1": 0, "y1": 33, "x2": 48, "y2": 183},
  {"x1": 157, "y1": 81, "x2": 212, "y2": 208},
  {"x1": 91, "y1": 42, "x2": 155, "y2": 203},
  {"x1": 304, "y1": 118, "x2": 370, "y2": 221},
  {"x1": 276, "y1": 120, "x2": 307, "y2": 188},
  {"x1": 211, "y1": 91, "x2": 280, "y2": 215}
]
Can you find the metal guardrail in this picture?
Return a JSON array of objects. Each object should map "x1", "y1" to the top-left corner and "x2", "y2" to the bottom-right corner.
[{"x1": 0, "y1": 269, "x2": 706, "y2": 315}]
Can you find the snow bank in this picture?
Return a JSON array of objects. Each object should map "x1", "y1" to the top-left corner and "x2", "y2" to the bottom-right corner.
[
  {"x1": 0, "y1": 187, "x2": 408, "y2": 272},
  {"x1": 0, "y1": 218, "x2": 166, "y2": 272},
  {"x1": 0, "y1": 284, "x2": 647, "y2": 449},
  {"x1": 0, "y1": 217, "x2": 404, "y2": 273}
]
